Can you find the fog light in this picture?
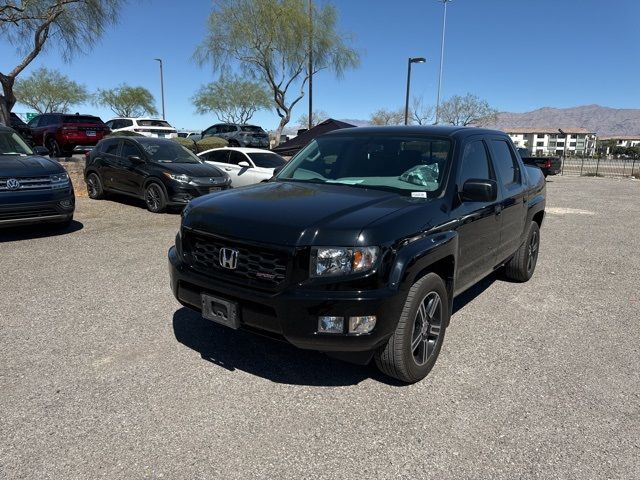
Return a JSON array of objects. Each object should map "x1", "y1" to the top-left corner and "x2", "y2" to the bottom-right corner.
[
  {"x1": 348, "y1": 316, "x2": 376, "y2": 334},
  {"x1": 59, "y1": 199, "x2": 73, "y2": 209},
  {"x1": 318, "y1": 316, "x2": 344, "y2": 334}
]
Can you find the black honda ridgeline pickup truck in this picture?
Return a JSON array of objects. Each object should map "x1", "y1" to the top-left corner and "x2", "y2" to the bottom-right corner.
[{"x1": 169, "y1": 126, "x2": 545, "y2": 383}]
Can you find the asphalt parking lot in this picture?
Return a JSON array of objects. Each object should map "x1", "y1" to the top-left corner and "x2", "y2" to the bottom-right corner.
[{"x1": 1, "y1": 176, "x2": 638, "y2": 479}]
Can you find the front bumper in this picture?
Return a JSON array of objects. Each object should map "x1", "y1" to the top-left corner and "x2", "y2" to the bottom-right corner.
[
  {"x1": 0, "y1": 189, "x2": 75, "y2": 226},
  {"x1": 166, "y1": 183, "x2": 230, "y2": 206},
  {"x1": 168, "y1": 246, "x2": 406, "y2": 353}
]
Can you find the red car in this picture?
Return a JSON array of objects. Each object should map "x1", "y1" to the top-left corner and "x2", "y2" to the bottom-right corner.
[{"x1": 28, "y1": 113, "x2": 110, "y2": 158}]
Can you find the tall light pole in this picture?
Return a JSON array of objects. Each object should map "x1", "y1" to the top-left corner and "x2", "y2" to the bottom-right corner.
[
  {"x1": 404, "y1": 57, "x2": 426, "y2": 125},
  {"x1": 435, "y1": 0, "x2": 452, "y2": 124},
  {"x1": 308, "y1": 0, "x2": 313, "y2": 131},
  {"x1": 154, "y1": 58, "x2": 165, "y2": 120}
]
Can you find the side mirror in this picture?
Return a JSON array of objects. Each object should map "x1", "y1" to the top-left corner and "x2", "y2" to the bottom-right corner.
[
  {"x1": 238, "y1": 160, "x2": 250, "y2": 168},
  {"x1": 461, "y1": 179, "x2": 497, "y2": 202},
  {"x1": 33, "y1": 146, "x2": 49, "y2": 156},
  {"x1": 128, "y1": 155, "x2": 144, "y2": 164}
]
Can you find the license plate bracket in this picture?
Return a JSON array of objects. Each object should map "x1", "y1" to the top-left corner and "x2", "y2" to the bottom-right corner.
[{"x1": 201, "y1": 293, "x2": 239, "y2": 329}]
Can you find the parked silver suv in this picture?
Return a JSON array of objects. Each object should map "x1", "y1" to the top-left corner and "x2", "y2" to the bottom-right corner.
[{"x1": 201, "y1": 123, "x2": 269, "y2": 148}]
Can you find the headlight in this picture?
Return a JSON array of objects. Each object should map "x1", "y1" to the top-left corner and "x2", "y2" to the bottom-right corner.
[
  {"x1": 50, "y1": 172, "x2": 69, "y2": 183},
  {"x1": 164, "y1": 172, "x2": 191, "y2": 183},
  {"x1": 310, "y1": 246, "x2": 379, "y2": 277}
]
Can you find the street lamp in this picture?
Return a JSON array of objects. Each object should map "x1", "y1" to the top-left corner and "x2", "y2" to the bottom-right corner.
[
  {"x1": 404, "y1": 57, "x2": 426, "y2": 125},
  {"x1": 435, "y1": 0, "x2": 453, "y2": 124},
  {"x1": 154, "y1": 58, "x2": 165, "y2": 120}
]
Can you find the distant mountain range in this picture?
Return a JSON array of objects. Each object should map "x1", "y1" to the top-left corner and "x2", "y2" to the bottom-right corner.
[
  {"x1": 286, "y1": 105, "x2": 640, "y2": 137},
  {"x1": 488, "y1": 105, "x2": 640, "y2": 136}
]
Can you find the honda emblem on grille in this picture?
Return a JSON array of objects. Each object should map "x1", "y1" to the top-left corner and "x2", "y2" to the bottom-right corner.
[
  {"x1": 6, "y1": 178, "x2": 21, "y2": 190},
  {"x1": 219, "y1": 248, "x2": 239, "y2": 270}
]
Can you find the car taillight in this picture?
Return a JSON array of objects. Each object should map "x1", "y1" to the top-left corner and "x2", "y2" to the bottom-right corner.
[{"x1": 544, "y1": 160, "x2": 551, "y2": 168}]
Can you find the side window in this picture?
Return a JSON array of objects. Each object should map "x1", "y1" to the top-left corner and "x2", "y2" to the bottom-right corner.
[
  {"x1": 102, "y1": 140, "x2": 120, "y2": 155},
  {"x1": 491, "y1": 140, "x2": 521, "y2": 187},
  {"x1": 459, "y1": 140, "x2": 493, "y2": 188},
  {"x1": 28, "y1": 116, "x2": 41, "y2": 128},
  {"x1": 105, "y1": 120, "x2": 114, "y2": 129},
  {"x1": 203, "y1": 126, "x2": 217, "y2": 137},
  {"x1": 121, "y1": 141, "x2": 141, "y2": 159},
  {"x1": 229, "y1": 151, "x2": 247, "y2": 165},
  {"x1": 122, "y1": 119, "x2": 133, "y2": 128},
  {"x1": 208, "y1": 150, "x2": 229, "y2": 163}
]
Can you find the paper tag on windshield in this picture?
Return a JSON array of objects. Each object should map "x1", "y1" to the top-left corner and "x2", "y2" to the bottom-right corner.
[{"x1": 411, "y1": 192, "x2": 427, "y2": 198}]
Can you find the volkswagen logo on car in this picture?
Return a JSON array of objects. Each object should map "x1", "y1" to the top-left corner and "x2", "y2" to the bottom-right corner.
[
  {"x1": 6, "y1": 178, "x2": 21, "y2": 191},
  {"x1": 219, "y1": 248, "x2": 239, "y2": 270}
]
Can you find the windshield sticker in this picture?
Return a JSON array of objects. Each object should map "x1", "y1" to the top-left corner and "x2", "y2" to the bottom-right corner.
[{"x1": 411, "y1": 192, "x2": 427, "y2": 198}]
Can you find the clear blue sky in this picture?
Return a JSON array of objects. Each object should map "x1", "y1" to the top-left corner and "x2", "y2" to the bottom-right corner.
[{"x1": 2, "y1": 0, "x2": 639, "y2": 131}]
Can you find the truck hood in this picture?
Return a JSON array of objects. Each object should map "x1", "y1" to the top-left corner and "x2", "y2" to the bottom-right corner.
[
  {"x1": 183, "y1": 181, "x2": 426, "y2": 246},
  {"x1": 0, "y1": 155, "x2": 64, "y2": 176}
]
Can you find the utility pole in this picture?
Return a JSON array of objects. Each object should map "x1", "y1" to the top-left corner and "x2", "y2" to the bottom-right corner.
[
  {"x1": 308, "y1": 0, "x2": 313, "y2": 131},
  {"x1": 154, "y1": 58, "x2": 165, "y2": 120},
  {"x1": 435, "y1": 0, "x2": 452, "y2": 124}
]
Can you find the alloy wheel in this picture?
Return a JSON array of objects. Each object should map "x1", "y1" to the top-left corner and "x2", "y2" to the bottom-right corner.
[
  {"x1": 145, "y1": 184, "x2": 162, "y2": 211},
  {"x1": 410, "y1": 291, "x2": 443, "y2": 366},
  {"x1": 527, "y1": 230, "x2": 539, "y2": 273},
  {"x1": 87, "y1": 174, "x2": 98, "y2": 198}
]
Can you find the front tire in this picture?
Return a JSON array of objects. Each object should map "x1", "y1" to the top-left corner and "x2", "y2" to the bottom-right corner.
[
  {"x1": 144, "y1": 182, "x2": 167, "y2": 213},
  {"x1": 375, "y1": 273, "x2": 449, "y2": 383},
  {"x1": 86, "y1": 172, "x2": 105, "y2": 199},
  {"x1": 504, "y1": 221, "x2": 540, "y2": 282}
]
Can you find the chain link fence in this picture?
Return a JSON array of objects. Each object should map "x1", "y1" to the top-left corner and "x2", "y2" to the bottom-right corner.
[{"x1": 560, "y1": 156, "x2": 639, "y2": 178}]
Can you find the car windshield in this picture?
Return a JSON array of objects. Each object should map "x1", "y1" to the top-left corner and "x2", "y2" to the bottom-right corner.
[
  {"x1": 0, "y1": 131, "x2": 34, "y2": 157},
  {"x1": 247, "y1": 152, "x2": 286, "y2": 168},
  {"x1": 138, "y1": 119, "x2": 172, "y2": 127},
  {"x1": 137, "y1": 139, "x2": 201, "y2": 164},
  {"x1": 276, "y1": 134, "x2": 452, "y2": 196}
]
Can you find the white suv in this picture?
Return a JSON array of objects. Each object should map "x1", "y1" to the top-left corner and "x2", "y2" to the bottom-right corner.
[
  {"x1": 105, "y1": 118, "x2": 178, "y2": 138},
  {"x1": 198, "y1": 147, "x2": 287, "y2": 187}
]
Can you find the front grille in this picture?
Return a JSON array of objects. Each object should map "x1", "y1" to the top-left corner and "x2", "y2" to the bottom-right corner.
[
  {"x1": 184, "y1": 230, "x2": 290, "y2": 290},
  {"x1": 0, "y1": 177, "x2": 53, "y2": 192},
  {"x1": 0, "y1": 206, "x2": 58, "y2": 221}
]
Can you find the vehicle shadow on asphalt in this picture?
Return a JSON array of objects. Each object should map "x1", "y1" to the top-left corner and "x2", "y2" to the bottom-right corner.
[
  {"x1": 103, "y1": 193, "x2": 183, "y2": 214},
  {"x1": 172, "y1": 307, "x2": 403, "y2": 387},
  {"x1": 452, "y1": 272, "x2": 499, "y2": 314},
  {"x1": 0, "y1": 220, "x2": 83, "y2": 243}
]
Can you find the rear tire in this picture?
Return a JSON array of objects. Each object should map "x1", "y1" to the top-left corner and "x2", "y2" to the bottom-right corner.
[
  {"x1": 86, "y1": 172, "x2": 105, "y2": 199},
  {"x1": 375, "y1": 273, "x2": 449, "y2": 383},
  {"x1": 46, "y1": 137, "x2": 61, "y2": 158},
  {"x1": 144, "y1": 182, "x2": 167, "y2": 213},
  {"x1": 504, "y1": 221, "x2": 540, "y2": 282}
]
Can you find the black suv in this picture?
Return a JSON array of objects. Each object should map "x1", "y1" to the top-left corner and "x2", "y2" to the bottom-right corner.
[
  {"x1": 85, "y1": 136, "x2": 231, "y2": 213},
  {"x1": 169, "y1": 126, "x2": 546, "y2": 383},
  {"x1": 10, "y1": 113, "x2": 34, "y2": 146},
  {"x1": 0, "y1": 125, "x2": 75, "y2": 228},
  {"x1": 201, "y1": 123, "x2": 270, "y2": 148}
]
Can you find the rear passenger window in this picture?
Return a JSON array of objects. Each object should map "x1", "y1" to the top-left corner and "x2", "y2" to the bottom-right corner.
[
  {"x1": 491, "y1": 140, "x2": 521, "y2": 186},
  {"x1": 459, "y1": 140, "x2": 492, "y2": 188},
  {"x1": 101, "y1": 140, "x2": 120, "y2": 155},
  {"x1": 121, "y1": 142, "x2": 141, "y2": 159}
]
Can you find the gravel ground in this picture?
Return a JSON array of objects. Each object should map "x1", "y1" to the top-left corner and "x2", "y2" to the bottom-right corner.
[{"x1": 0, "y1": 177, "x2": 638, "y2": 479}]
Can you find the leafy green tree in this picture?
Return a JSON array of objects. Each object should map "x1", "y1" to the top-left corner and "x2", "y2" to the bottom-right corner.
[
  {"x1": 14, "y1": 67, "x2": 88, "y2": 113},
  {"x1": 296, "y1": 110, "x2": 328, "y2": 129},
  {"x1": 96, "y1": 84, "x2": 158, "y2": 117},
  {"x1": 195, "y1": 0, "x2": 359, "y2": 145},
  {"x1": 0, "y1": 0, "x2": 123, "y2": 125},
  {"x1": 438, "y1": 93, "x2": 498, "y2": 126},
  {"x1": 369, "y1": 107, "x2": 404, "y2": 125},
  {"x1": 192, "y1": 75, "x2": 271, "y2": 124}
]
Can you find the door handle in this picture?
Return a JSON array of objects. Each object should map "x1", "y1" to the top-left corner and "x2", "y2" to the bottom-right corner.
[
  {"x1": 494, "y1": 204, "x2": 503, "y2": 216},
  {"x1": 224, "y1": 167, "x2": 232, "y2": 171}
]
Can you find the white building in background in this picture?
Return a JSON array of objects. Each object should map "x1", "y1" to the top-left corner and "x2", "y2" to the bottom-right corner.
[
  {"x1": 503, "y1": 127, "x2": 597, "y2": 156},
  {"x1": 598, "y1": 136, "x2": 640, "y2": 148}
]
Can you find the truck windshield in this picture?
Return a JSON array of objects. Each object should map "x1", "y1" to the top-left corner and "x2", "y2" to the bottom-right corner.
[
  {"x1": 0, "y1": 131, "x2": 34, "y2": 157},
  {"x1": 277, "y1": 135, "x2": 451, "y2": 195}
]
